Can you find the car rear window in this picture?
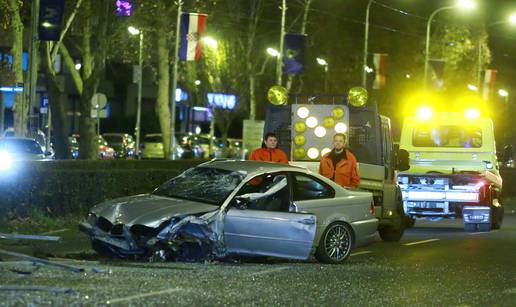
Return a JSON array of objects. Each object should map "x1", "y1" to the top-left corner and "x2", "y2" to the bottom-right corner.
[
  {"x1": 144, "y1": 135, "x2": 162, "y2": 142},
  {"x1": 412, "y1": 125, "x2": 482, "y2": 148}
]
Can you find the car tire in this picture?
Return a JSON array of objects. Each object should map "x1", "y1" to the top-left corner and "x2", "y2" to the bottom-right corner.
[
  {"x1": 464, "y1": 223, "x2": 477, "y2": 232},
  {"x1": 491, "y1": 205, "x2": 504, "y2": 230},
  {"x1": 315, "y1": 222, "x2": 354, "y2": 264}
]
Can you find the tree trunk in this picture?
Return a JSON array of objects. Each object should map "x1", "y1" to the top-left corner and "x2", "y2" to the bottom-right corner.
[
  {"x1": 8, "y1": 0, "x2": 25, "y2": 136},
  {"x1": 156, "y1": 32, "x2": 172, "y2": 159},
  {"x1": 249, "y1": 73, "x2": 256, "y2": 120},
  {"x1": 78, "y1": 0, "x2": 110, "y2": 159},
  {"x1": 42, "y1": 43, "x2": 69, "y2": 159}
]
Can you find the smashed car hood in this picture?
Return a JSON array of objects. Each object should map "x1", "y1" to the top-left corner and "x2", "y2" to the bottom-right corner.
[{"x1": 91, "y1": 194, "x2": 218, "y2": 227}]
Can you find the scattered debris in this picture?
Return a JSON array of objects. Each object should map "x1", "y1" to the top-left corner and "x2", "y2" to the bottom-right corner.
[
  {"x1": 0, "y1": 285, "x2": 77, "y2": 295},
  {"x1": 0, "y1": 249, "x2": 105, "y2": 273},
  {"x1": 39, "y1": 229, "x2": 70, "y2": 236},
  {"x1": 0, "y1": 233, "x2": 61, "y2": 241},
  {"x1": 9, "y1": 267, "x2": 41, "y2": 275}
]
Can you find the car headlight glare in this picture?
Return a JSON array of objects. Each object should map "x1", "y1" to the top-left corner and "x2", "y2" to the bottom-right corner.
[{"x1": 0, "y1": 151, "x2": 13, "y2": 171}]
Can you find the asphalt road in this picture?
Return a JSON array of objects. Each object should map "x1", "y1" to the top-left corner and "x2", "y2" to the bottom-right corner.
[{"x1": 1, "y1": 205, "x2": 516, "y2": 306}]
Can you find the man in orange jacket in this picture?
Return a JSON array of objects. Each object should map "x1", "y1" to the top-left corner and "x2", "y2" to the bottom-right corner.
[
  {"x1": 249, "y1": 132, "x2": 289, "y2": 164},
  {"x1": 319, "y1": 133, "x2": 360, "y2": 188}
]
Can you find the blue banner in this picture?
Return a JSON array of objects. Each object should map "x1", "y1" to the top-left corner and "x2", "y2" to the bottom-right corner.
[{"x1": 283, "y1": 33, "x2": 306, "y2": 75}]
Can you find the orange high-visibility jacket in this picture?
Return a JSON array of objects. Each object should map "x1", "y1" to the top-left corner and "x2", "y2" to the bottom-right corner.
[
  {"x1": 319, "y1": 149, "x2": 360, "y2": 188},
  {"x1": 249, "y1": 148, "x2": 289, "y2": 164}
]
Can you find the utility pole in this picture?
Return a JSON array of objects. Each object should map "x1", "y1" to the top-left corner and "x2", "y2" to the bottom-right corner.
[
  {"x1": 362, "y1": 0, "x2": 373, "y2": 88},
  {"x1": 170, "y1": 0, "x2": 183, "y2": 159},
  {"x1": 276, "y1": 0, "x2": 287, "y2": 86}
]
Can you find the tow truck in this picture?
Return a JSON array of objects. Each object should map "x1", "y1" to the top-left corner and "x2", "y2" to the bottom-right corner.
[
  {"x1": 262, "y1": 88, "x2": 410, "y2": 241},
  {"x1": 397, "y1": 108, "x2": 503, "y2": 232}
]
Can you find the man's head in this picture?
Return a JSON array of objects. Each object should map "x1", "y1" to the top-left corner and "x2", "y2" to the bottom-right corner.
[
  {"x1": 333, "y1": 133, "x2": 346, "y2": 151},
  {"x1": 263, "y1": 132, "x2": 278, "y2": 149}
]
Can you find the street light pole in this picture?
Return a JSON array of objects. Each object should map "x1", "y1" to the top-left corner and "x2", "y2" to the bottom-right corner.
[
  {"x1": 362, "y1": 0, "x2": 374, "y2": 88},
  {"x1": 276, "y1": 0, "x2": 287, "y2": 86},
  {"x1": 170, "y1": 0, "x2": 183, "y2": 160},
  {"x1": 424, "y1": 6, "x2": 454, "y2": 89},
  {"x1": 135, "y1": 31, "x2": 143, "y2": 158}
]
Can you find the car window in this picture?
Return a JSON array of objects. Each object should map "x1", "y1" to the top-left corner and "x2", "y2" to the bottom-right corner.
[
  {"x1": 292, "y1": 173, "x2": 335, "y2": 201},
  {"x1": 153, "y1": 167, "x2": 245, "y2": 206},
  {"x1": 144, "y1": 135, "x2": 162, "y2": 143},
  {"x1": 0, "y1": 139, "x2": 43, "y2": 155},
  {"x1": 235, "y1": 172, "x2": 290, "y2": 212}
]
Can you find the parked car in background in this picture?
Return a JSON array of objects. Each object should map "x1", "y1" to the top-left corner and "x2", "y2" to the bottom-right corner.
[
  {"x1": 214, "y1": 138, "x2": 244, "y2": 159},
  {"x1": 103, "y1": 133, "x2": 135, "y2": 159},
  {"x1": 140, "y1": 133, "x2": 166, "y2": 159},
  {"x1": 80, "y1": 161, "x2": 378, "y2": 263},
  {"x1": 68, "y1": 134, "x2": 115, "y2": 159},
  {"x1": 2, "y1": 128, "x2": 54, "y2": 159},
  {"x1": 68, "y1": 135, "x2": 79, "y2": 159},
  {"x1": 176, "y1": 133, "x2": 206, "y2": 159},
  {"x1": 0, "y1": 137, "x2": 52, "y2": 163}
]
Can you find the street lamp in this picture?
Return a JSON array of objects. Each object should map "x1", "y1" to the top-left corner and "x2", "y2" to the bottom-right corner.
[
  {"x1": 510, "y1": 13, "x2": 516, "y2": 25},
  {"x1": 316, "y1": 57, "x2": 329, "y2": 92},
  {"x1": 202, "y1": 36, "x2": 218, "y2": 49},
  {"x1": 267, "y1": 48, "x2": 279, "y2": 57},
  {"x1": 467, "y1": 84, "x2": 478, "y2": 91},
  {"x1": 128, "y1": 26, "x2": 144, "y2": 158},
  {"x1": 424, "y1": 0, "x2": 476, "y2": 88}
]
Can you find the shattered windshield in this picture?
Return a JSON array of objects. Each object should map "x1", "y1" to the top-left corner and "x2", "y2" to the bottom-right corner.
[
  {"x1": 412, "y1": 125, "x2": 482, "y2": 148},
  {"x1": 153, "y1": 167, "x2": 246, "y2": 205}
]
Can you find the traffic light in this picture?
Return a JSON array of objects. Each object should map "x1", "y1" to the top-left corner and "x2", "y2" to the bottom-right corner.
[{"x1": 38, "y1": 0, "x2": 65, "y2": 41}]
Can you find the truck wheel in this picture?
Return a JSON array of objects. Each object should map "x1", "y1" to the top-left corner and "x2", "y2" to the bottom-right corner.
[
  {"x1": 379, "y1": 214, "x2": 405, "y2": 242},
  {"x1": 491, "y1": 206, "x2": 504, "y2": 230},
  {"x1": 464, "y1": 223, "x2": 477, "y2": 232},
  {"x1": 404, "y1": 216, "x2": 416, "y2": 228},
  {"x1": 315, "y1": 222, "x2": 353, "y2": 264},
  {"x1": 478, "y1": 223, "x2": 491, "y2": 232}
]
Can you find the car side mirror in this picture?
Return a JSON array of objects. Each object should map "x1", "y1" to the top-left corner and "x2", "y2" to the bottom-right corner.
[
  {"x1": 396, "y1": 149, "x2": 410, "y2": 171},
  {"x1": 234, "y1": 196, "x2": 249, "y2": 210}
]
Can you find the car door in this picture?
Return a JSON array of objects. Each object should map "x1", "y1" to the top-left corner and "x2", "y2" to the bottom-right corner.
[{"x1": 224, "y1": 172, "x2": 317, "y2": 260}]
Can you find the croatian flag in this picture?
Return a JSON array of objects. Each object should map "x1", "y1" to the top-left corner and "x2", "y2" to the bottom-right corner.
[
  {"x1": 179, "y1": 13, "x2": 207, "y2": 61},
  {"x1": 482, "y1": 69, "x2": 497, "y2": 101},
  {"x1": 372, "y1": 53, "x2": 388, "y2": 89}
]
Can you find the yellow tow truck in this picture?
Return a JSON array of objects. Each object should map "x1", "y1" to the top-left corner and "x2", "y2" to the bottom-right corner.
[{"x1": 398, "y1": 107, "x2": 503, "y2": 232}]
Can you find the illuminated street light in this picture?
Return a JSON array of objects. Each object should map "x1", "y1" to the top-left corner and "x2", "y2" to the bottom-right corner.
[
  {"x1": 267, "y1": 48, "x2": 279, "y2": 57},
  {"x1": 499, "y1": 89, "x2": 509, "y2": 97},
  {"x1": 457, "y1": 0, "x2": 476, "y2": 9},
  {"x1": 424, "y1": 1, "x2": 476, "y2": 88},
  {"x1": 510, "y1": 13, "x2": 516, "y2": 25},
  {"x1": 467, "y1": 84, "x2": 478, "y2": 91},
  {"x1": 316, "y1": 57, "x2": 329, "y2": 92},
  {"x1": 75, "y1": 63, "x2": 82, "y2": 70},
  {"x1": 128, "y1": 26, "x2": 140, "y2": 35},
  {"x1": 316, "y1": 57, "x2": 328, "y2": 66},
  {"x1": 194, "y1": 80, "x2": 201, "y2": 86},
  {"x1": 202, "y1": 36, "x2": 218, "y2": 49}
]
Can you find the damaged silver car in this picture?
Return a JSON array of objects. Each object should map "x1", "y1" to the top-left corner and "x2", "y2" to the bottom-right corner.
[{"x1": 80, "y1": 161, "x2": 378, "y2": 264}]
